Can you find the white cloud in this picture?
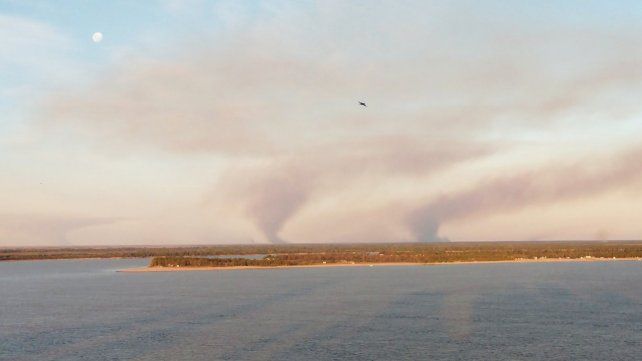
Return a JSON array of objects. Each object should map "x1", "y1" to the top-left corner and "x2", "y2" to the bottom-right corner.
[
  {"x1": 0, "y1": 14, "x2": 74, "y2": 82},
  {"x1": 5, "y1": 2, "x2": 642, "y2": 245}
]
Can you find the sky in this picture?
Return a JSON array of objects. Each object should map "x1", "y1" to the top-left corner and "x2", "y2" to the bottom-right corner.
[{"x1": 2, "y1": 0, "x2": 642, "y2": 246}]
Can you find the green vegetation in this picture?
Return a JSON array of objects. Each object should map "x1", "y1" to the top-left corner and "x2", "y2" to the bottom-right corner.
[
  {"x1": 3, "y1": 242, "x2": 642, "y2": 265},
  {"x1": 146, "y1": 241, "x2": 642, "y2": 268}
]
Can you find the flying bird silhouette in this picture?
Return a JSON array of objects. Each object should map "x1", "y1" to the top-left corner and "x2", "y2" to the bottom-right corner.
[{"x1": 359, "y1": 101, "x2": 367, "y2": 107}]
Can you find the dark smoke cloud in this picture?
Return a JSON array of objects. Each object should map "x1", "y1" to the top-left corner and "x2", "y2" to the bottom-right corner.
[
  {"x1": 408, "y1": 147, "x2": 642, "y2": 242},
  {"x1": 243, "y1": 169, "x2": 314, "y2": 243},
  {"x1": 215, "y1": 139, "x2": 491, "y2": 243}
]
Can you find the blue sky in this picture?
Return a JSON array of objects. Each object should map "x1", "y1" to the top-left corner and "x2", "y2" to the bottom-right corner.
[{"x1": 2, "y1": 1, "x2": 642, "y2": 246}]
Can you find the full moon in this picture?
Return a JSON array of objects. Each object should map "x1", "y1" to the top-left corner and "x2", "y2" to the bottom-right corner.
[{"x1": 92, "y1": 32, "x2": 103, "y2": 43}]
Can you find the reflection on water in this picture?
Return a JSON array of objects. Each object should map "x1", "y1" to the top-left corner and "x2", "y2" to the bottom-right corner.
[
  {"x1": 1, "y1": 259, "x2": 641, "y2": 360},
  {"x1": 441, "y1": 291, "x2": 475, "y2": 340}
]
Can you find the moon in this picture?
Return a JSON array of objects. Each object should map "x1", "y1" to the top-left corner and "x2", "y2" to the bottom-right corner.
[{"x1": 92, "y1": 32, "x2": 103, "y2": 43}]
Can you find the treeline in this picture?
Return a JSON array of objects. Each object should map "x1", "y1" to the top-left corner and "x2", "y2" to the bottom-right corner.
[
  {"x1": 4, "y1": 241, "x2": 642, "y2": 262},
  {"x1": 149, "y1": 242, "x2": 642, "y2": 268}
]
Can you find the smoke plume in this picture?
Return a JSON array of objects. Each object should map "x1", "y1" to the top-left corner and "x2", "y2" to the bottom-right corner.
[{"x1": 408, "y1": 147, "x2": 642, "y2": 242}]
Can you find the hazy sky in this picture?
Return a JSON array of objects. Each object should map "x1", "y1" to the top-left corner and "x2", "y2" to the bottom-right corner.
[{"x1": 2, "y1": 0, "x2": 642, "y2": 246}]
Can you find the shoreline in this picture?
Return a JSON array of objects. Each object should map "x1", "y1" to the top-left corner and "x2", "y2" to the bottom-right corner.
[{"x1": 118, "y1": 257, "x2": 642, "y2": 272}]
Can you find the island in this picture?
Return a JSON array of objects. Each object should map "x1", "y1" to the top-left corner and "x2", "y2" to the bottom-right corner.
[
  {"x1": 3, "y1": 242, "x2": 642, "y2": 271},
  {"x1": 130, "y1": 241, "x2": 642, "y2": 271}
]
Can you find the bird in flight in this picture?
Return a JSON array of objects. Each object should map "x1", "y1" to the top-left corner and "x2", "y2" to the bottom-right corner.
[{"x1": 359, "y1": 101, "x2": 367, "y2": 107}]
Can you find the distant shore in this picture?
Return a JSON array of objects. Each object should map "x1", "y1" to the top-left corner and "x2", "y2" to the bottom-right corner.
[
  {"x1": 5, "y1": 242, "x2": 642, "y2": 263},
  {"x1": 119, "y1": 257, "x2": 642, "y2": 272}
]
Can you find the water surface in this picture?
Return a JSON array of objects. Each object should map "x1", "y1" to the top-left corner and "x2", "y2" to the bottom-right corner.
[{"x1": 1, "y1": 259, "x2": 641, "y2": 360}]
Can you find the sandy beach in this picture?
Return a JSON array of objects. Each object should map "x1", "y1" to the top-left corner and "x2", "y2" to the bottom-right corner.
[{"x1": 118, "y1": 257, "x2": 642, "y2": 272}]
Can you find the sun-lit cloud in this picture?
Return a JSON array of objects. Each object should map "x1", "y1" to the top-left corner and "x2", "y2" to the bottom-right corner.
[
  {"x1": 2, "y1": 1, "x2": 642, "y2": 245},
  {"x1": 0, "y1": 213, "x2": 122, "y2": 246}
]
